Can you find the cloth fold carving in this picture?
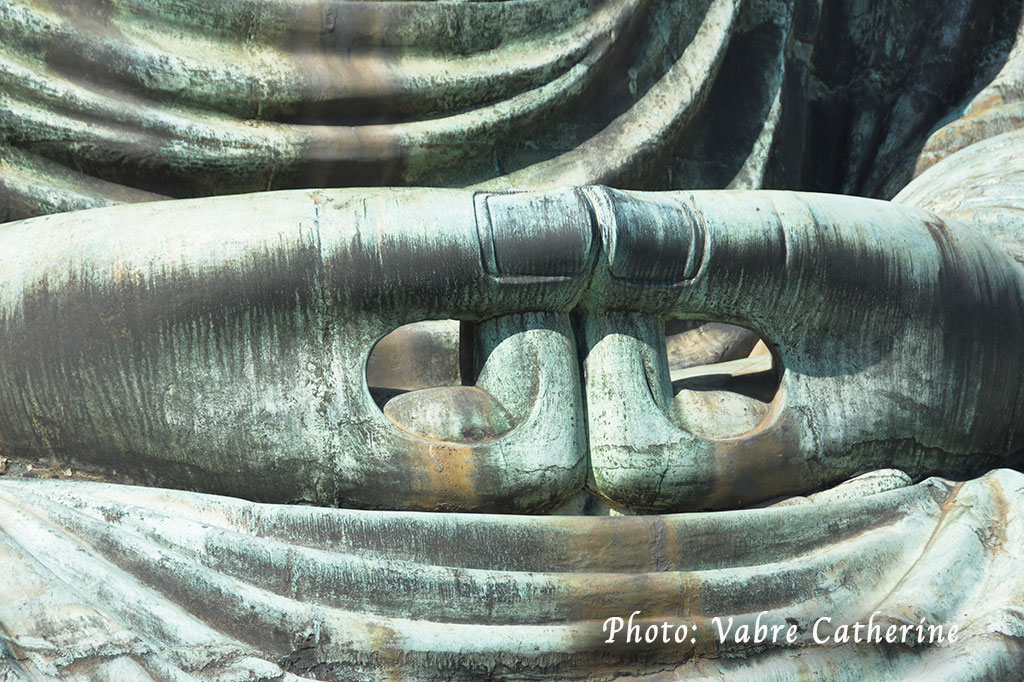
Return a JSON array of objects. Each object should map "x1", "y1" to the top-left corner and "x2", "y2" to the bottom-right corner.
[
  {"x1": 0, "y1": 0, "x2": 731, "y2": 212},
  {"x1": 2, "y1": 0, "x2": 1016, "y2": 221},
  {"x1": 1, "y1": 471, "x2": 1022, "y2": 681}
]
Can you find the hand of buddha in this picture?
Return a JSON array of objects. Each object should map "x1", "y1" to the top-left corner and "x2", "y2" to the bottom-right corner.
[{"x1": 582, "y1": 188, "x2": 1024, "y2": 511}]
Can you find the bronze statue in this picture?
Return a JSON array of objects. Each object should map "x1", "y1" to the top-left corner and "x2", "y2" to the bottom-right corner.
[{"x1": 1, "y1": 0, "x2": 1023, "y2": 678}]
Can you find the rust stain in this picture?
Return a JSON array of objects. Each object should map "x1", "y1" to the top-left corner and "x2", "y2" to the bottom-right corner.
[
  {"x1": 963, "y1": 91, "x2": 1006, "y2": 119},
  {"x1": 367, "y1": 621, "x2": 405, "y2": 668},
  {"x1": 705, "y1": 397, "x2": 805, "y2": 509},
  {"x1": 413, "y1": 441, "x2": 478, "y2": 511}
]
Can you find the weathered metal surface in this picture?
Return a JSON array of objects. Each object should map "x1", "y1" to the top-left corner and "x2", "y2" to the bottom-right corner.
[
  {"x1": 1, "y1": 471, "x2": 1022, "y2": 680},
  {"x1": 2, "y1": 0, "x2": 1024, "y2": 679},
  {"x1": 1, "y1": 0, "x2": 1019, "y2": 222},
  {"x1": 0, "y1": 187, "x2": 1021, "y2": 515}
]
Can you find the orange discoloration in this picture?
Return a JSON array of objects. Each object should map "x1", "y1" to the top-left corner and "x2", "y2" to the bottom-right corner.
[
  {"x1": 679, "y1": 573, "x2": 704, "y2": 620},
  {"x1": 413, "y1": 441, "x2": 478, "y2": 511},
  {"x1": 915, "y1": 99, "x2": 1024, "y2": 175},
  {"x1": 964, "y1": 91, "x2": 1006, "y2": 118},
  {"x1": 705, "y1": 393, "x2": 805, "y2": 509},
  {"x1": 367, "y1": 621, "x2": 402, "y2": 655}
]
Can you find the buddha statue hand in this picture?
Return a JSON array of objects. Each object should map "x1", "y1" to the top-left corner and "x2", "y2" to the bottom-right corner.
[
  {"x1": 581, "y1": 188, "x2": 1024, "y2": 511},
  {"x1": 0, "y1": 187, "x2": 1021, "y2": 513}
]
